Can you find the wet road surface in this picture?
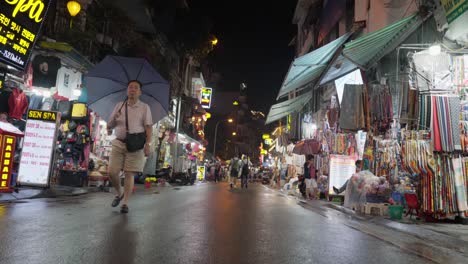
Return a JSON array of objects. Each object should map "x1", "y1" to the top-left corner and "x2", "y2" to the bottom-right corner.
[{"x1": 0, "y1": 183, "x2": 430, "y2": 264}]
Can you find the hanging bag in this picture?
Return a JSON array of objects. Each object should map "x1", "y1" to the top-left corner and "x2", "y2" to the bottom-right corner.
[
  {"x1": 123, "y1": 100, "x2": 146, "y2": 152},
  {"x1": 71, "y1": 102, "x2": 88, "y2": 121}
]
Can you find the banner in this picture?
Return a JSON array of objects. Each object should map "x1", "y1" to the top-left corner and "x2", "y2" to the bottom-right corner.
[
  {"x1": 441, "y1": 0, "x2": 468, "y2": 23},
  {"x1": 328, "y1": 154, "x2": 356, "y2": 195},
  {"x1": 0, "y1": 0, "x2": 53, "y2": 69},
  {"x1": 18, "y1": 109, "x2": 58, "y2": 187}
]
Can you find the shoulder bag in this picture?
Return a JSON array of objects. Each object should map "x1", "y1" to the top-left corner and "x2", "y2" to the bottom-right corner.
[{"x1": 124, "y1": 101, "x2": 146, "y2": 152}]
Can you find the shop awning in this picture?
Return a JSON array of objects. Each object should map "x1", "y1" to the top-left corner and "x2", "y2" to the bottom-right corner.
[
  {"x1": 277, "y1": 33, "x2": 351, "y2": 99},
  {"x1": 37, "y1": 41, "x2": 94, "y2": 71},
  {"x1": 320, "y1": 13, "x2": 427, "y2": 85},
  {"x1": 266, "y1": 93, "x2": 312, "y2": 124}
]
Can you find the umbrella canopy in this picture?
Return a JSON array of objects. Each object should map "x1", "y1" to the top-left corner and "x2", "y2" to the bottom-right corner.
[
  {"x1": 85, "y1": 56, "x2": 170, "y2": 124},
  {"x1": 292, "y1": 139, "x2": 322, "y2": 155}
]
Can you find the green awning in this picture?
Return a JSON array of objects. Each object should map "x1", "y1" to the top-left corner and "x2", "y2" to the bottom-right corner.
[
  {"x1": 320, "y1": 13, "x2": 427, "y2": 85},
  {"x1": 266, "y1": 93, "x2": 312, "y2": 124},
  {"x1": 277, "y1": 33, "x2": 351, "y2": 99}
]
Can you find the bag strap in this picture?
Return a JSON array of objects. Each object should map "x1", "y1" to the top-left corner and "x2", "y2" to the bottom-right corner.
[{"x1": 125, "y1": 101, "x2": 129, "y2": 133}]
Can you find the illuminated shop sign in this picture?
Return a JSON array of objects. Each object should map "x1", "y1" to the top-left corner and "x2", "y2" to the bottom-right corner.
[
  {"x1": 200, "y1": 87, "x2": 212, "y2": 109},
  {"x1": 197, "y1": 166, "x2": 205, "y2": 181},
  {"x1": 0, "y1": 0, "x2": 53, "y2": 69},
  {"x1": 0, "y1": 135, "x2": 16, "y2": 192}
]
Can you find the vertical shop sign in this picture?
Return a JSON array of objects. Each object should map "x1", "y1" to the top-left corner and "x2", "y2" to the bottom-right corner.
[
  {"x1": 328, "y1": 155, "x2": 356, "y2": 195},
  {"x1": 0, "y1": 135, "x2": 16, "y2": 192},
  {"x1": 197, "y1": 166, "x2": 205, "y2": 181},
  {"x1": 0, "y1": 0, "x2": 53, "y2": 69},
  {"x1": 200, "y1": 87, "x2": 212, "y2": 109},
  {"x1": 441, "y1": 0, "x2": 468, "y2": 23},
  {"x1": 18, "y1": 109, "x2": 58, "y2": 187}
]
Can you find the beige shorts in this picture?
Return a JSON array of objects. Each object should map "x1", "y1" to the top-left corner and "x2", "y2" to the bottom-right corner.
[
  {"x1": 305, "y1": 178, "x2": 318, "y2": 189},
  {"x1": 109, "y1": 139, "x2": 146, "y2": 174}
]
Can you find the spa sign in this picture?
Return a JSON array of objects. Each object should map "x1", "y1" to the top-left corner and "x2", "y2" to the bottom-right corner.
[
  {"x1": 0, "y1": 0, "x2": 52, "y2": 69},
  {"x1": 18, "y1": 109, "x2": 58, "y2": 187},
  {"x1": 0, "y1": 135, "x2": 16, "y2": 192}
]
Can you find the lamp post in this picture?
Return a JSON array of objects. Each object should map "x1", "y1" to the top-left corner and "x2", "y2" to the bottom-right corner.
[{"x1": 213, "y1": 118, "x2": 233, "y2": 158}]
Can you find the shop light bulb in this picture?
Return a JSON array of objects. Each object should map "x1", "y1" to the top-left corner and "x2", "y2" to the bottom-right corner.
[
  {"x1": 73, "y1": 89, "x2": 82, "y2": 97},
  {"x1": 429, "y1": 44, "x2": 441, "y2": 56}
]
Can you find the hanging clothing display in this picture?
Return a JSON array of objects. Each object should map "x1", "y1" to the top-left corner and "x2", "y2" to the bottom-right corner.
[
  {"x1": 369, "y1": 84, "x2": 393, "y2": 132},
  {"x1": 339, "y1": 84, "x2": 365, "y2": 130},
  {"x1": 8, "y1": 88, "x2": 28, "y2": 119},
  {"x1": 419, "y1": 94, "x2": 461, "y2": 152},
  {"x1": 56, "y1": 67, "x2": 82, "y2": 99},
  {"x1": 28, "y1": 94, "x2": 44, "y2": 110},
  {"x1": 32, "y1": 55, "x2": 61, "y2": 88}
]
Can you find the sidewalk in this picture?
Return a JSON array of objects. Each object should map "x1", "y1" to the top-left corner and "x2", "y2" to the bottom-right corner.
[
  {"x1": 0, "y1": 185, "x2": 91, "y2": 203},
  {"x1": 265, "y1": 184, "x2": 468, "y2": 263}
]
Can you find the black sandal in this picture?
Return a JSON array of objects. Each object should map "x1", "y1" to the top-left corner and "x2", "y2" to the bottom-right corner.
[
  {"x1": 111, "y1": 194, "x2": 124, "y2": 207},
  {"x1": 120, "y1": 204, "x2": 129, "y2": 214}
]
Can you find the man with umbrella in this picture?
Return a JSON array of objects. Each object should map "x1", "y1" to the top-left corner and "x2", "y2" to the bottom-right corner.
[
  {"x1": 86, "y1": 56, "x2": 170, "y2": 213},
  {"x1": 107, "y1": 80, "x2": 153, "y2": 213}
]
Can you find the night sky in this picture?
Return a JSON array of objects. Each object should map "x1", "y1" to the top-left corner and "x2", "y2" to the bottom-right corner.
[{"x1": 190, "y1": 1, "x2": 297, "y2": 114}]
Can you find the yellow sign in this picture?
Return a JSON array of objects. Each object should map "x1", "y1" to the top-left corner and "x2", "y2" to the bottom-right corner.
[
  {"x1": 260, "y1": 149, "x2": 267, "y2": 155},
  {"x1": 27, "y1": 110, "x2": 57, "y2": 122},
  {"x1": 197, "y1": 166, "x2": 205, "y2": 181},
  {"x1": 441, "y1": 0, "x2": 468, "y2": 23},
  {"x1": 262, "y1": 134, "x2": 270, "y2": 139},
  {"x1": 0, "y1": 0, "x2": 52, "y2": 69},
  {"x1": 5, "y1": 0, "x2": 47, "y2": 23},
  {"x1": 0, "y1": 135, "x2": 16, "y2": 192}
]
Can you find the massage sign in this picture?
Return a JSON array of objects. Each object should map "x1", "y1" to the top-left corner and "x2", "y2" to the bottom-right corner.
[
  {"x1": 0, "y1": 0, "x2": 52, "y2": 69},
  {"x1": 17, "y1": 109, "x2": 58, "y2": 187},
  {"x1": 0, "y1": 134, "x2": 16, "y2": 192}
]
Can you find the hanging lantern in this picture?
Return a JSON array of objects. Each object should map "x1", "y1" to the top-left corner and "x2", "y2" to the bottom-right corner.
[{"x1": 67, "y1": 1, "x2": 81, "y2": 17}]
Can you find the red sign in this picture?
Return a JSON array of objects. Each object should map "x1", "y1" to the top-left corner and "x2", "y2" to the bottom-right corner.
[{"x1": 0, "y1": 134, "x2": 16, "y2": 192}]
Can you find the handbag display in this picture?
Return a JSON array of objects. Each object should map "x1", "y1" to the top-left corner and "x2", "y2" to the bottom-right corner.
[
  {"x1": 124, "y1": 101, "x2": 146, "y2": 152},
  {"x1": 55, "y1": 100, "x2": 73, "y2": 120},
  {"x1": 71, "y1": 102, "x2": 88, "y2": 121}
]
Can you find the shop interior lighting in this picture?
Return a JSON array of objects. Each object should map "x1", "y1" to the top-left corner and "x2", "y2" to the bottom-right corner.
[
  {"x1": 73, "y1": 89, "x2": 82, "y2": 97},
  {"x1": 429, "y1": 44, "x2": 441, "y2": 56}
]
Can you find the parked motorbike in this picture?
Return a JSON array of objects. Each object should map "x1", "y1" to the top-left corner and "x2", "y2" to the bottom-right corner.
[{"x1": 170, "y1": 171, "x2": 195, "y2": 185}]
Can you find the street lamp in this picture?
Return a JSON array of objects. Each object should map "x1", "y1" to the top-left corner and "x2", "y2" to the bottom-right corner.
[
  {"x1": 232, "y1": 132, "x2": 237, "y2": 136},
  {"x1": 213, "y1": 118, "x2": 234, "y2": 158}
]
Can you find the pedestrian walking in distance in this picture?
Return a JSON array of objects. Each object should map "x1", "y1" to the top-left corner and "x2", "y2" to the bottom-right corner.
[
  {"x1": 241, "y1": 156, "x2": 250, "y2": 189},
  {"x1": 107, "y1": 80, "x2": 153, "y2": 213}
]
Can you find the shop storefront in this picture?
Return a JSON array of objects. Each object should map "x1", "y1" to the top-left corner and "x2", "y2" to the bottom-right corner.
[{"x1": 267, "y1": 10, "x2": 468, "y2": 221}]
